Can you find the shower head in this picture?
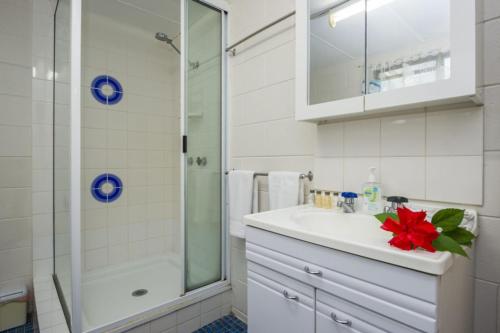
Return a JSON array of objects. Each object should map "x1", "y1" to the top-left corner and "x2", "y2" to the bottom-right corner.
[
  {"x1": 155, "y1": 32, "x2": 172, "y2": 43},
  {"x1": 155, "y1": 32, "x2": 181, "y2": 55}
]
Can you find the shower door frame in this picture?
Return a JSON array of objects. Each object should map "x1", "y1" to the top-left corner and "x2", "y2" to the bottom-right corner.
[{"x1": 180, "y1": 0, "x2": 230, "y2": 296}]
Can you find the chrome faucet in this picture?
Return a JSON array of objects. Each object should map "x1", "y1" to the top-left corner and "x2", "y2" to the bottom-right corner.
[
  {"x1": 383, "y1": 196, "x2": 408, "y2": 213},
  {"x1": 337, "y1": 192, "x2": 358, "y2": 213}
]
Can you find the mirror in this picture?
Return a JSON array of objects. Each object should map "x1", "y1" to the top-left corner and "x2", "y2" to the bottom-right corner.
[
  {"x1": 366, "y1": 0, "x2": 450, "y2": 94},
  {"x1": 308, "y1": 0, "x2": 450, "y2": 105},
  {"x1": 309, "y1": 0, "x2": 366, "y2": 105}
]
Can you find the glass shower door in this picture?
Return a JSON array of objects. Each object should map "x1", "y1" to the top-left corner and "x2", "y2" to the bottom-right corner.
[{"x1": 184, "y1": 0, "x2": 224, "y2": 292}]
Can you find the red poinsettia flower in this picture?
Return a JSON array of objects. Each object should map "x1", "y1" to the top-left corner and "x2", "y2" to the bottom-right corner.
[{"x1": 381, "y1": 207, "x2": 439, "y2": 252}]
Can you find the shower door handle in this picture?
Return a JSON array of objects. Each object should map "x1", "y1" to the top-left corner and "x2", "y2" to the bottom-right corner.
[{"x1": 182, "y1": 135, "x2": 187, "y2": 153}]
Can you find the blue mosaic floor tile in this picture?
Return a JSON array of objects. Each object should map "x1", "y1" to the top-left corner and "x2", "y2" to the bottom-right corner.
[
  {"x1": 0, "y1": 315, "x2": 33, "y2": 333},
  {"x1": 194, "y1": 314, "x2": 247, "y2": 333}
]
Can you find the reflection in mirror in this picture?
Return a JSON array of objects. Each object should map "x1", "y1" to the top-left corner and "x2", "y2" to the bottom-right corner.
[
  {"x1": 309, "y1": 0, "x2": 366, "y2": 105},
  {"x1": 366, "y1": 0, "x2": 450, "y2": 93}
]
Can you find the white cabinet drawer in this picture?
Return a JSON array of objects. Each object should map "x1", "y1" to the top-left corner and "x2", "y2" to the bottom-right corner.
[
  {"x1": 316, "y1": 290, "x2": 422, "y2": 333},
  {"x1": 247, "y1": 262, "x2": 315, "y2": 333}
]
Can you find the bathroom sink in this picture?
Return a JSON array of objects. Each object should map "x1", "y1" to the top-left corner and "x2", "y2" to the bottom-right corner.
[
  {"x1": 291, "y1": 209, "x2": 376, "y2": 232},
  {"x1": 291, "y1": 210, "x2": 378, "y2": 236},
  {"x1": 244, "y1": 205, "x2": 478, "y2": 275}
]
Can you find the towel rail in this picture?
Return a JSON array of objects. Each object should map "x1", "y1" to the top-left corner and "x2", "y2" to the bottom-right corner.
[{"x1": 224, "y1": 170, "x2": 313, "y2": 182}]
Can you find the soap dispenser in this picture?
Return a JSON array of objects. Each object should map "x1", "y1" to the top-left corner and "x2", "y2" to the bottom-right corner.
[{"x1": 362, "y1": 167, "x2": 382, "y2": 214}]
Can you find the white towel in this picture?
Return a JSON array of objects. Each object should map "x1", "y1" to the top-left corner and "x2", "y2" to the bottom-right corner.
[
  {"x1": 268, "y1": 171, "x2": 304, "y2": 210},
  {"x1": 229, "y1": 170, "x2": 256, "y2": 239}
]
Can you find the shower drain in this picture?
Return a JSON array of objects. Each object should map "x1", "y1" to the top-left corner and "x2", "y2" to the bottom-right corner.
[{"x1": 131, "y1": 289, "x2": 148, "y2": 297}]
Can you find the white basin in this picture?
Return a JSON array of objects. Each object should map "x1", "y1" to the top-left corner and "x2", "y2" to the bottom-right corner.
[
  {"x1": 291, "y1": 210, "x2": 379, "y2": 235},
  {"x1": 244, "y1": 205, "x2": 478, "y2": 275}
]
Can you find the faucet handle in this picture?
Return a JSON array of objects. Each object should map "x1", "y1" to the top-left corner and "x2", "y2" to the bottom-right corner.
[
  {"x1": 341, "y1": 192, "x2": 358, "y2": 199},
  {"x1": 386, "y1": 196, "x2": 408, "y2": 212},
  {"x1": 387, "y1": 196, "x2": 408, "y2": 204}
]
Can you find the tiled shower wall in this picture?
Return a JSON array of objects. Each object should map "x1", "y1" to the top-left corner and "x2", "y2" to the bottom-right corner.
[
  {"x1": 228, "y1": 0, "x2": 500, "y2": 331},
  {"x1": 81, "y1": 10, "x2": 181, "y2": 272},
  {"x1": 0, "y1": 0, "x2": 34, "y2": 296}
]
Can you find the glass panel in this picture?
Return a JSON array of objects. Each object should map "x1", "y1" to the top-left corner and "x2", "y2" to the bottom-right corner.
[
  {"x1": 79, "y1": 0, "x2": 181, "y2": 330},
  {"x1": 185, "y1": 0, "x2": 222, "y2": 292},
  {"x1": 53, "y1": 0, "x2": 73, "y2": 322},
  {"x1": 366, "y1": 0, "x2": 450, "y2": 94},
  {"x1": 309, "y1": 0, "x2": 366, "y2": 105}
]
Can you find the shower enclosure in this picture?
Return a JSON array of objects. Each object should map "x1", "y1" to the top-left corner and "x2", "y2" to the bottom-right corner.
[{"x1": 52, "y1": 0, "x2": 228, "y2": 332}]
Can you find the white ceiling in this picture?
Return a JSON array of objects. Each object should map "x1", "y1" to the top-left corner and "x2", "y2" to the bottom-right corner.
[{"x1": 310, "y1": 0, "x2": 450, "y2": 69}]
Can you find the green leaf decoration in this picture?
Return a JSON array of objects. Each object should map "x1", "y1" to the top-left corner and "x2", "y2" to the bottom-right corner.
[
  {"x1": 431, "y1": 208, "x2": 465, "y2": 232},
  {"x1": 432, "y1": 234, "x2": 468, "y2": 257},
  {"x1": 374, "y1": 212, "x2": 399, "y2": 223},
  {"x1": 444, "y1": 227, "x2": 476, "y2": 247}
]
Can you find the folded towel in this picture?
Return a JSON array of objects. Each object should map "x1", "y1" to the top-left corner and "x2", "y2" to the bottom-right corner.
[
  {"x1": 229, "y1": 170, "x2": 256, "y2": 239},
  {"x1": 268, "y1": 171, "x2": 304, "y2": 210}
]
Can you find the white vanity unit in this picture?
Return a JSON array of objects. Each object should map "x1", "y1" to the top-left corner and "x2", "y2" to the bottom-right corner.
[
  {"x1": 295, "y1": 0, "x2": 480, "y2": 121},
  {"x1": 244, "y1": 206, "x2": 477, "y2": 333}
]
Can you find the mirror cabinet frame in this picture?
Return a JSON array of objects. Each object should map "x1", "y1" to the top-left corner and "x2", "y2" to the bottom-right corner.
[{"x1": 295, "y1": 0, "x2": 478, "y2": 122}]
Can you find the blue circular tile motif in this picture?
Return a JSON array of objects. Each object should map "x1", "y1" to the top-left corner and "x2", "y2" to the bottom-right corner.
[
  {"x1": 90, "y1": 75, "x2": 123, "y2": 105},
  {"x1": 91, "y1": 173, "x2": 123, "y2": 203}
]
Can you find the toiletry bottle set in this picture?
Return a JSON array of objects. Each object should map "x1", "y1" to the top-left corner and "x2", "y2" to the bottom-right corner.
[
  {"x1": 309, "y1": 190, "x2": 337, "y2": 209},
  {"x1": 308, "y1": 167, "x2": 385, "y2": 214}
]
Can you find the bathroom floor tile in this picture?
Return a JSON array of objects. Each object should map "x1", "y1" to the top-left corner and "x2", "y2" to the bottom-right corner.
[
  {"x1": 0, "y1": 315, "x2": 33, "y2": 333},
  {"x1": 193, "y1": 314, "x2": 247, "y2": 333}
]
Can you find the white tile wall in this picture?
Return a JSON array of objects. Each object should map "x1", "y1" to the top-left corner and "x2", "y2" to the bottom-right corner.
[
  {"x1": 426, "y1": 107, "x2": 483, "y2": 156},
  {"x1": 483, "y1": 18, "x2": 500, "y2": 86},
  {"x1": 484, "y1": 85, "x2": 500, "y2": 151},
  {"x1": 314, "y1": 108, "x2": 483, "y2": 204},
  {"x1": 473, "y1": 279, "x2": 498, "y2": 333},
  {"x1": 381, "y1": 113, "x2": 425, "y2": 156},
  {"x1": 0, "y1": 0, "x2": 33, "y2": 300},
  {"x1": 80, "y1": 10, "x2": 181, "y2": 272},
  {"x1": 344, "y1": 119, "x2": 381, "y2": 157},
  {"x1": 426, "y1": 156, "x2": 483, "y2": 204}
]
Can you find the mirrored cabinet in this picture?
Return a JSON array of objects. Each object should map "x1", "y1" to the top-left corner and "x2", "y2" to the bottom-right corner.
[{"x1": 296, "y1": 0, "x2": 479, "y2": 121}]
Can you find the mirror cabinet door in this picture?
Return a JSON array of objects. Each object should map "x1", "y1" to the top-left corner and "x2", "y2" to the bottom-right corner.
[
  {"x1": 366, "y1": 0, "x2": 451, "y2": 94},
  {"x1": 308, "y1": 0, "x2": 366, "y2": 106}
]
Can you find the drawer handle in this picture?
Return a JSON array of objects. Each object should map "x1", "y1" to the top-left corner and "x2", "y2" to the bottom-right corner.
[
  {"x1": 331, "y1": 313, "x2": 351, "y2": 326},
  {"x1": 282, "y1": 290, "x2": 299, "y2": 301},
  {"x1": 304, "y1": 266, "x2": 322, "y2": 276}
]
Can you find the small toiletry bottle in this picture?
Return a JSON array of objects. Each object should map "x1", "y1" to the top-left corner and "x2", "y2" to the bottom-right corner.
[
  {"x1": 330, "y1": 192, "x2": 336, "y2": 209},
  {"x1": 314, "y1": 190, "x2": 322, "y2": 208},
  {"x1": 336, "y1": 195, "x2": 344, "y2": 213},
  {"x1": 307, "y1": 190, "x2": 315, "y2": 205},
  {"x1": 362, "y1": 167, "x2": 383, "y2": 214},
  {"x1": 322, "y1": 191, "x2": 332, "y2": 209}
]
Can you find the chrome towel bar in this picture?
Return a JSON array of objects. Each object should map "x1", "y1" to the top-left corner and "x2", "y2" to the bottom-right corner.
[{"x1": 224, "y1": 170, "x2": 313, "y2": 182}]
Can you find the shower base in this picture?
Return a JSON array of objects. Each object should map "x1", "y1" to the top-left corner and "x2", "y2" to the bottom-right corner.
[{"x1": 82, "y1": 254, "x2": 182, "y2": 331}]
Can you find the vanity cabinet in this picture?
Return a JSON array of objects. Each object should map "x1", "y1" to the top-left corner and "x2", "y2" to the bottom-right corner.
[
  {"x1": 295, "y1": 0, "x2": 479, "y2": 121},
  {"x1": 246, "y1": 226, "x2": 474, "y2": 333}
]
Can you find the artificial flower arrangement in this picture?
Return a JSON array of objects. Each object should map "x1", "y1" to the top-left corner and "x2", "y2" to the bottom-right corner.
[{"x1": 375, "y1": 207, "x2": 475, "y2": 257}]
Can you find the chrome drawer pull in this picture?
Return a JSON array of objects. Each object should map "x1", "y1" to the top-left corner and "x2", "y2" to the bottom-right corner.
[
  {"x1": 282, "y1": 290, "x2": 299, "y2": 301},
  {"x1": 304, "y1": 266, "x2": 322, "y2": 276},
  {"x1": 331, "y1": 313, "x2": 351, "y2": 326}
]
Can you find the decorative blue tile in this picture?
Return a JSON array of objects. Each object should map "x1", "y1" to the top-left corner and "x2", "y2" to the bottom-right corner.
[
  {"x1": 91, "y1": 173, "x2": 123, "y2": 203},
  {"x1": 0, "y1": 315, "x2": 33, "y2": 333},
  {"x1": 194, "y1": 314, "x2": 247, "y2": 333},
  {"x1": 90, "y1": 75, "x2": 123, "y2": 105}
]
